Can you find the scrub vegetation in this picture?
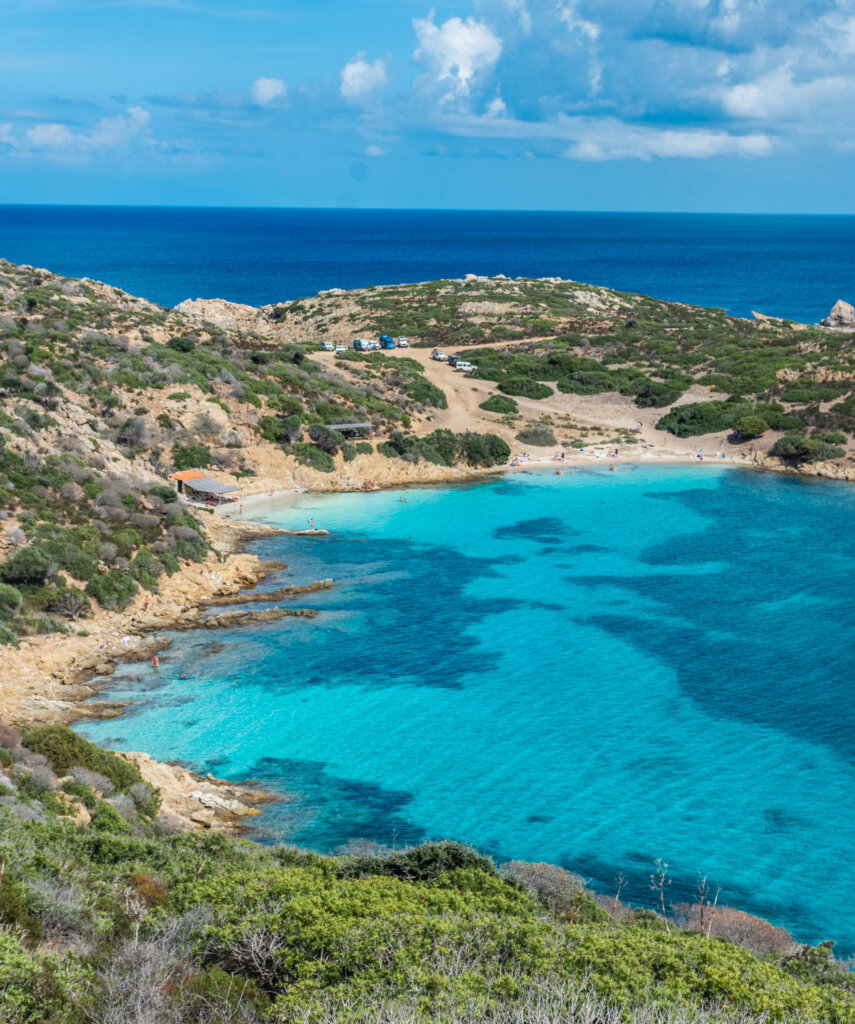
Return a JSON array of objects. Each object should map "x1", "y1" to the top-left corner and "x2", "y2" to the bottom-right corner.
[
  {"x1": 0, "y1": 261, "x2": 509, "y2": 643},
  {"x1": 1, "y1": 724, "x2": 854, "y2": 1024},
  {"x1": 266, "y1": 275, "x2": 855, "y2": 454}
]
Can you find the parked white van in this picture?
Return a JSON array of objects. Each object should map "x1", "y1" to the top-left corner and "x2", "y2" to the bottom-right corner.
[{"x1": 455, "y1": 361, "x2": 476, "y2": 373}]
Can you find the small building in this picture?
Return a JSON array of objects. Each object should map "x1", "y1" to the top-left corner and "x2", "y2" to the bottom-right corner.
[
  {"x1": 169, "y1": 470, "x2": 242, "y2": 505},
  {"x1": 325, "y1": 422, "x2": 375, "y2": 439},
  {"x1": 169, "y1": 469, "x2": 207, "y2": 494}
]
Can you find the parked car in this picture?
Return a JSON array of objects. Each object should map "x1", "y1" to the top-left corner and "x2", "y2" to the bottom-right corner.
[
  {"x1": 335, "y1": 344, "x2": 347, "y2": 353},
  {"x1": 319, "y1": 341, "x2": 334, "y2": 352},
  {"x1": 368, "y1": 340, "x2": 381, "y2": 350},
  {"x1": 379, "y1": 336, "x2": 396, "y2": 349},
  {"x1": 455, "y1": 361, "x2": 477, "y2": 373},
  {"x1": 353, "y1": 338, "x2": 371, "y2": 351},
  {"x1": 396, "y1": 337, "x2": 409, "y2": 347},
  {"x1": 447, "y1": 355, "x2": 460, "y2": 368},
  {"x1": 431, "y1": 349, "x2": 448, "y2": 361}
]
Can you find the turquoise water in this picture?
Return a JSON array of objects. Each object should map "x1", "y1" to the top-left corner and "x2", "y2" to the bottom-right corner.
[{"x1": 79, "y1": 466, "x2": 855, "y2": 949}]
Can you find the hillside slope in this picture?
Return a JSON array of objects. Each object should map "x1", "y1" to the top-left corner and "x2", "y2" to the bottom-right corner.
[{"x1": 1, "y1": 722, "x2": 855, "y2": 1024}]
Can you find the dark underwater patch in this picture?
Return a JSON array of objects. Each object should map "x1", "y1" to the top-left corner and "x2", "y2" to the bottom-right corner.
[
  {"x1": 494, "y1": 517, "x2": 572, "y2": 543},
  {"x1": 244, "y1": 756, "x2": 425, "y2": 851}
]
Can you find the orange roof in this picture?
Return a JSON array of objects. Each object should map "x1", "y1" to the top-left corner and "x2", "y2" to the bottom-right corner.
[{"x1": 169, "y1": 470, "x2": 207, "y2": 481}]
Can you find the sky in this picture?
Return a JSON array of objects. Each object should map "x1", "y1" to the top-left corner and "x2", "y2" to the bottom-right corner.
[{"x1": 1, "y1": 0, "x2": 855, "y2": 211}]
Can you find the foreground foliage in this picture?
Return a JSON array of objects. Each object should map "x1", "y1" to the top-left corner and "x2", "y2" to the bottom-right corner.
[{"x1": 0, "y1": 727, "x2": 853, "y2": 1024}]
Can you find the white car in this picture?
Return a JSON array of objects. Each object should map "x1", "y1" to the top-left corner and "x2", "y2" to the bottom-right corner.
[
  {"x1": 455, "y1": 361, "x2": 476, "y2": 373},
  {"x1": 396, "y1": 337, "x2": 409, "y2": 348},
  {"x1": 335, "y1": 344, "x2": 347, "y2": 353},
  {"x1": 431, "y1": 349, "x2": 448, "y2": 362},
  {"x1": 319, "y1": 341, "x2": 334, "y2": 352}
]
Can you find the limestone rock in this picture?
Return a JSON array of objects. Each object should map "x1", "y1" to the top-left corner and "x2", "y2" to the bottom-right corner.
[
  {"x1": 820, "y1": 300, "x2": 855, "y2": 329},
  {"x1": 174, "y1": 297, "x2": 265, "y2": 334}
]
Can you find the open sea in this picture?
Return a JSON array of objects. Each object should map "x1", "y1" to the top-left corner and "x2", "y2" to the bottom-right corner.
[
  {"x1": 7, "y1": 205, "x2": 852, "y2": 946},
  {"x1": 0, "y1": 205, "x2": 854, "y2": 322},
  {"x1": 80, "y1": 466, "x2": 855, "y2": 951}
]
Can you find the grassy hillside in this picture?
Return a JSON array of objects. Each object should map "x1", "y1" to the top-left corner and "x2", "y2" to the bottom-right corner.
[
  {"x1": 265, "y1": 276, "x2": 855, "y2": 463},
  {"x1": 0, "y1": 261, "x2": 508, "y2": 646},
  {"x1": 1, "y1": 723, "x2": 854, "y2": 1024}
]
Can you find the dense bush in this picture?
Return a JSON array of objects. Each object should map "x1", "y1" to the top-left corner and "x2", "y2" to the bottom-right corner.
[
  {"x1": 292, "y1": 443, "x2": 335, "y2": 473},
  {"x1": 480, "y1": 394, "x2": 519, "y2": 414},
  {"x1": 516, "y1": 426, "x2": 557, "y2": 446},
  {"x1": 21, "y1": 725, "x2": 143, "y2": 791},
  {"x1": 85, "y1": 568, "x2": 138, "y2": 610},
  {"x1": 734, "y1": 414, "x2": 770, "y2": 438},
  {"x1": 499, "y1": 377, "x2": 554, "y2": 399},
  {"x1": 0, "y1": 545, "x2": 52, "y2": 586},
  {"x1": 172, "y1": 443, "x2": 213, "y2": 470},
  {"x1": 771, "y1": 432, "x2": 846, "y2": 464}
]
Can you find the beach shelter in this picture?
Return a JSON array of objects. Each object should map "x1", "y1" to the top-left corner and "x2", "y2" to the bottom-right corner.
[
  {"x1": 168, "y1": 469, "x2": 207, "y2": 494},
  {"x1": 181, "y1": 476, "x2": 243, "y2": 505}
]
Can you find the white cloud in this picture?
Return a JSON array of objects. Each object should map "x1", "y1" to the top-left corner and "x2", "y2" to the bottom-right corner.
[
  {"x1": 439, "y1": 110, "x2": 772, "y2": 160},
  {"x1": 365, "y1": 144, "x2": 386, "y2": 157},
  {"x1": 340, "y1": 55, "x2": 388, "y2": 103},
  {"x1": 0, "y1": 106, "x2": 154, "y2": 161},
  {"x1": 251, "y1": 77, "x2": 287, "y2": 106},
  {"x1": 413, "y1": 9, "x2": 503, "y2": 101},
  {"x1": 720, "y1": 65, "x2": 855, "y2": 120},
  {"x1": 485, "y1": 96, "x2": 507, "y2": 116},
  {"x1": 557, "y1": 2, "x2": 600, "y2": 41}
]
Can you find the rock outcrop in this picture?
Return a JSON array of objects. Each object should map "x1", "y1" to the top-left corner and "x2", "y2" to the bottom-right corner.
[
  {"x1": 174, "y1": 297, "x2": 267, "y2": 334},
  {"x1": 819, "y1": 300, "x2": 855, "y2": 329},
  {"x1": 119, "y1": 751, "x2": 276, "y2": 832}
]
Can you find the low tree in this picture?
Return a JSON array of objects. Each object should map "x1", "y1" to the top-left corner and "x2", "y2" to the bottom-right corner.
[{"x1": 733, "y1": 414, "x2": 769, "y2": 438}]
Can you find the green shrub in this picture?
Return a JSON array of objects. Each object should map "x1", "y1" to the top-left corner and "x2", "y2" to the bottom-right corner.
[
  {"x1": 149, "y1": 484, "x2": 178, "y2": 503},
  {"x1": 771, "y1": 432, "x2": 846, "y2": 464},
  {"x1": 634, "y1": 381, "x2": 683, "y2": 408},
  {"x1": 733, "y1": 414, "x2": 770, "y2": 438},
  {"x1": 0, "y1": 546, "x2": 52, "y2": 586},
  {"x1": 60, "y1": 778, "x2": 98, "y2": 809},
  {"x1": 168, "y1": 391, "x2": 191, "y2": 402},
  {"x1": 292, "y1": 443, "x2": 335, "y2": 473},
  {"x1": 355, "y1": 441, "x2": 373, "y2": 455},
  {"x1": 172, "y1": 443, "x2": 212, "y2": 470},
  {"x1": 167, "y1": 336, "x2": 195, "y2": 353},
  {"x1": 499, "y1": 377, "x2": 554, "y2": 399},
  {"x1": 516, "y1": 426, "x2": 557, "y2": 446},
  {"x1": 85, "y1": 569, "x2": 138, "y2": 610},
  {"x1": 89, "y1": 800, "x2": 131, "y2": 833},
  {"x1": 21, "y1": 725, "x2": 143, "y2": 791},
  {"x1": 0, "y1": 582, "x2": 23, "y2": 617},
  {"x1": 479, "y1": 394, "x2": 519, "y2": 414}
]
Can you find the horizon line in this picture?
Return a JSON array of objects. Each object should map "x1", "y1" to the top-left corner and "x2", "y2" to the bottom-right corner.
[{"x1": 1, "y1": 202, "x2": 854, "y2": 218}]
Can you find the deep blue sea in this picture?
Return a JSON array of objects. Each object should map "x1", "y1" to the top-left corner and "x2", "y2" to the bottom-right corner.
[
  {"x1": 79, "y1": 466, "x2": 855, "y2": 951},
  {"x1": 0, "y1": 206, "x2": 854, "y2": 322}
]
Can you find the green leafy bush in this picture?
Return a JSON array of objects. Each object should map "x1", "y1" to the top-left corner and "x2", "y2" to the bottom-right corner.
[
  {"x1": 515, "y1": 426, "x2": 557, "y2": 446},
  {"x1": 21, "y1": 725, "x2": 144, "y2": 791},
  {"x1": 480, "y1": 394, "x2": 519, "y2": 414},
  {"x1": 734, "y1": 414, "x2": 769, "y2": 438},
  {"x1": 292, "y1": 443, "x2": 335, "y2": 473},
  {"x1": 771, "y1": 432, "x2": 846, "y2": 464},
  {"x1": 0, "y1": 545, "x2": 52, "y2": 586},
  {"x1": 499, "y1": 377, "x2": 554, "y2": 399},
  {"x1": 172, "y1": 443, "x2": 212, "y2": 470},
  {"x1": 85, "y1": 568, "x2": 138, "y2": 610}
]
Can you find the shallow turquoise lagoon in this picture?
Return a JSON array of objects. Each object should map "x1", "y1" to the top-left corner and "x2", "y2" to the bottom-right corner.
[{"x1": 79, "y1": 465, "x2": 855, "y2": 948}]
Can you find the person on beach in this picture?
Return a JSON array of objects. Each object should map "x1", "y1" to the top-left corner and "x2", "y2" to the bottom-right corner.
[
  {"x1": 144, "y1": 594, "x2": 150, "y2": 610},
  {"x1": 152, "y1": 655, "x2": 159, "y2": 670},
  {"x1": 309, "y1": 518, "x2": 315, "y2": 530}
]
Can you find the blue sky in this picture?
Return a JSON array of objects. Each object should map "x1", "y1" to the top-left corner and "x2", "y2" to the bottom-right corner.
[{"x1": 1, "y1": 0, "x2": 854, "y2": 211}]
